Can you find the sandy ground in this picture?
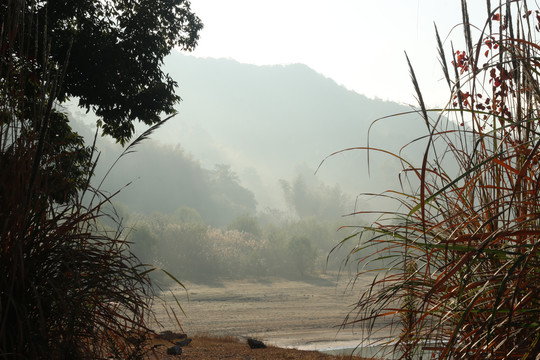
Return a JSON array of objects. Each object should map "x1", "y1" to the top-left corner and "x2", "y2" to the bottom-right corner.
[{"x1": 151, "y1": 272, "x2": 394, "y2": 353}]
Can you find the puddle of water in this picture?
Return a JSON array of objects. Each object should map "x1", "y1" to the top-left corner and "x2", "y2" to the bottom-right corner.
[
  {"x1": 320, "y1": 344, "x2": 439, "y2": 359},
  {"x1": 290, "y1": 340, "x2": 440, "y2": 360}
]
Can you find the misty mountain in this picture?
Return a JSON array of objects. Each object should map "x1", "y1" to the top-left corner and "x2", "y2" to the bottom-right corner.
[
  {"x1": 160, "y1": 53, "x2": 429, "y2": 211},
  {"x1": 70, "y1": 53, "x2": 431, "y2": 220}
]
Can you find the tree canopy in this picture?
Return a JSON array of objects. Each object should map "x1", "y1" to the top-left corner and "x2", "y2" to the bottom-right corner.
[
  {"x1": 1, "y1": 0, "x2": 202, "y2": 202},
  {"x1": 6, "y1": 0, "x2": 203, "y2": 144}
]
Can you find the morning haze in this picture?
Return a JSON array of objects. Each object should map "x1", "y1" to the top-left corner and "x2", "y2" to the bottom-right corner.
[
  {"x1": 68, "y1": 52, "x2": 428, "y2": 352},
  {"x1": 7, "y1": 1, "x2": 534, "y2": 358},
  {"x1": 75, "y1": 52, "x2": 428, "y2": 215}
]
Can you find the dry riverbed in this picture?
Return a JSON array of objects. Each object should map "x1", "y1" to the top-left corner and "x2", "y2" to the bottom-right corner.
[{"x1": 152, "y1": 272, "x2": 393, "y2": 353}]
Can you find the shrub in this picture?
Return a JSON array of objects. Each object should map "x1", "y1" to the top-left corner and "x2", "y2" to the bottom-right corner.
[
  {"x1": 157, "y1": 223, "x2": 219, "y2": 282},
  {"x1": 172, "y1": 206, "x2": 205, "y2": 224},
  {"x1": 227, "y1": 214, "x2": 262, "y2": 237},
  {"x1": 0, "y1": 116, "x2": 157, "y2": 360},
  {"x1": 129, "y1": 223, "x2": 159, "y2": 264},
  {"x1": 287, "y1": 236, "x2": 318, "y2": 277}
]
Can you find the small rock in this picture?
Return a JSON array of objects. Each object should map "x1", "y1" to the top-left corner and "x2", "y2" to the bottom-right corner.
[
  {"x1": 247, "y1": 338, "x2": 266, "y2": 349},
  {"x1": 158, "y1": 330, "x2": 187, "y2": 341},
  {"x1": 166, "y1": 344, "x2": 183, "y2": 355},
  {"x1": 176, "y1": 338, "x2": 192, "y2": 347}
]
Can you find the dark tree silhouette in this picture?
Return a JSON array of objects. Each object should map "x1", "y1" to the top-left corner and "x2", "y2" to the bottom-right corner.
[
  {"x1": 2, "y1": 0, "x2": 203, "y2": 144},
  {"x1": 0, "y1": 0, "x2": 202, "y2": 202}
]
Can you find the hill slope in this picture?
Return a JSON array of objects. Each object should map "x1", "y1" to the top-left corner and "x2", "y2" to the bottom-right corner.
[
  {"x1": 160, "y1": 53, "x2": 428, "y2": 210},
  {"x1": 71, "y1": 53, "x2": 429, "y2": 218}
]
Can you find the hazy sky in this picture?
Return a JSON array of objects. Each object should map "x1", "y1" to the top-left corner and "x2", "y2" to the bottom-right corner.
[{"x1": 187, "y1": 1, "x2": 488, "y2": 107}]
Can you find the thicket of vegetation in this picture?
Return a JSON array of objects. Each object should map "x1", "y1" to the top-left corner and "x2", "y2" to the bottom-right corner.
[
  {"x1": 124, "y1": 208, "x2": 358, "y2": 284},
  {"x1": 0, "y1": 0, "x2": 201, "y2": 358},
  {"x1": 340, "y1": 1, "x2": 540, "y2": 359},
  {"x1": 95, "y1": 147, "x2": 359, "y2": 283},
  {"x1": 88, "y1": 137, "x2": 258, "y2": 227}
]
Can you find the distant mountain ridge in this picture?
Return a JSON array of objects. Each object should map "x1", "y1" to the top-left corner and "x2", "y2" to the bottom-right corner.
[
  {"x1": 71, "y1": 53, "x2": 430, "y2": 216},
  {"x1": 160, "y1": 53, "x2": 428, "y2": 210}
]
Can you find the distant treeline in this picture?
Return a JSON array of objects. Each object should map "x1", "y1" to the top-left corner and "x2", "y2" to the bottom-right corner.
[
  {"x1": 72, "y1": 120, "x2": 374, "y2": 283},
  {"x1": 73, "y1": 125, "x2": 258, "y2": 226},
  {"x1": 123, "y1": 210, "x2": 362, "y2": 284}
]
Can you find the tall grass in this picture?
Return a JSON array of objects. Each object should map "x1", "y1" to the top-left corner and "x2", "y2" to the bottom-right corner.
[
  {"x1": 340, "y1": 1, "x2": 540, "y2": 358},
  {"x1": 0, "y1": 2, "x2": 168, "y2": 358}
]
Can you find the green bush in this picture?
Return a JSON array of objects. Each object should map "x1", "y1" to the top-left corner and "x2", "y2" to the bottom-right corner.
[
  {"x1": 129, "y1": 224, "x2": 159, "y2": 264},
  {"x1": 227, "y1": 214, "x2": 262, "y2": 237},
  {"x1": 158, "y1": 223, "x2": 219, "y2": 282},
  {"x1": 172, "y1": 206, "x2": 205, "y2": 224},
  {"x1": 287, "y1": 236, "x2": 318, "y2": 277}
]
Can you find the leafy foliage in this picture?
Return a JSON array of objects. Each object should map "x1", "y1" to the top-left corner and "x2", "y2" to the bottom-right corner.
[
  {"x1": 287, "y1": 236, "x2": 318, "y2": 276},
  {"x1": 1, "y1": 0, "x2": 198, "y2": 357},
  {"x1": 127, "y1": 209, "x2": 356, "y2": 282},
  {"x1": 280, "y1": 174, "x2": 349, "y2": 220},
  {"x1": 6, "y1": 0, "x2": 202, "y2": 144},
  {"x1": 228, "y1": 214, "x2": 262, "y2": 237}
]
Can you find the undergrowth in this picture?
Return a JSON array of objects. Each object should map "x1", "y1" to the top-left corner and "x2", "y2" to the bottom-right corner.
[{"x1": 0, "y1": 1, "x2": 179, "y2": 358}]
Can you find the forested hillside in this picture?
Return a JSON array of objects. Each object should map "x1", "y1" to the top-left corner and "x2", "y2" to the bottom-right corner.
[{"x1": 73, "y1": 53, "x2": 428, "y2": 216}]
